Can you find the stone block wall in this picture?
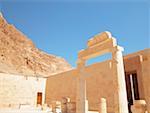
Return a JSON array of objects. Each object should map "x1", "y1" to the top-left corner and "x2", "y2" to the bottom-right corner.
[
  {"x1": 124, "y1": 49, "x2": 150, "y2": 111},
  {"x1": 46, "y1": 60, "x2": 115, "y2": 113},
  {"x1": 46, "y1": 49, "x2": 150, "y2": 113},
  {"x1": 0, "y1": 73, "x2": 46, "y2": 108},
  {"x1": 141, "y1": 50, "x2": 150, "y2": 111},
  {"x1": 46, "y1": 69, "x2": 77, "y2": 104}
]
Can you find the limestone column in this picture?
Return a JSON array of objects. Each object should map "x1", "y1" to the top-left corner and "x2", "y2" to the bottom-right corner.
[
  {"x1": 99, "y1": 98, "x2": 107, "y2": 113},
  {"x1": 112, "y1": 46, "x2": 129, "y2": 113},
  {"x1": 76, "y1": 59, "x2": 88, "y2": 113},
  {"x1": 141, "y1": 54, "x2": 150, "y2": 112}
]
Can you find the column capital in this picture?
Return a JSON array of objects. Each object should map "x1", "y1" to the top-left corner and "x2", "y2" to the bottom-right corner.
[{"x1": 111, "y1": 45, "x2": 124, "y2": 53}]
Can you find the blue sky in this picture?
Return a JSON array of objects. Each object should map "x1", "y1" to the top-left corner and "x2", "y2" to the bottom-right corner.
[{"x1": 0, "y1": 0, "x2": 149, "y2": 67}]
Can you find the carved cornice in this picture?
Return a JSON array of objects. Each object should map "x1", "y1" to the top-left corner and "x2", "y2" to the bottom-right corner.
[{"x1": 87, "y1": 31, "x2": 112, "y2": 48}]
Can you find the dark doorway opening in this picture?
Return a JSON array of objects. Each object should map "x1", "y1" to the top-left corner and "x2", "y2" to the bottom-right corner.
[
  {"x1": 37, "y1": 92, "x2": 42, "y2": 105},
  {"x1": 125, "y1": 72, "x2": 140, "y2": 113}
]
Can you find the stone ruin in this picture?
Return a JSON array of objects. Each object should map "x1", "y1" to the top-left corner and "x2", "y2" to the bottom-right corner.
[
  {"x1": 0, "y1": 13, "x2": 149, "y2": 113},
  {"x1": 76, "y1": 31, "x2": 128, "y2": 113},
  {"x1": 46, "y1": 32, "x2": 149, "y2": 113}
]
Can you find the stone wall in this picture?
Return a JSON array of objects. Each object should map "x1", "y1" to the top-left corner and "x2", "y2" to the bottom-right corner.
[
  {"x1": 0, "y1": 73, "x2": 46, "y2": 108},
  {"x1": 46, "y1": 60, "x2": 115, "y2": 113},
  {"x1": 86, "y1": 61, "x2": 114, "y2": 112},
  {"x1": 124, "y1": 55, "x2": 144, "y2": 98},
  {"x1": 46, "y1": 49, "x2": 150, "y2": 113},
  {"x1": 141, "y1": 50, "x2": 150, "y2": 111},
  {"x1": 46, "y1": 69, "x2": 77, "y2": 103},
  {"x1": 124, "y1": 49, "x2": 150, "y2": 111}
]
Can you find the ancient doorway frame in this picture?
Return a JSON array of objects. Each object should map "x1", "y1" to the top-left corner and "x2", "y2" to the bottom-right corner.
[
  {"x1": 76, "y1": 31, "x2": 129, "y2": 113},
  {"x1": 125, "y1": 71, "x2": 140, "y2": 113},
  {"x1": 37, "y1": 92, "x2": 43, "y2": 105}
]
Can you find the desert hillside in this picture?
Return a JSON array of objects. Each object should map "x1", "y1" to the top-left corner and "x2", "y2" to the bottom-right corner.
[{"x1": 0, "y1": 14, "x2": 72, "y2": 77}]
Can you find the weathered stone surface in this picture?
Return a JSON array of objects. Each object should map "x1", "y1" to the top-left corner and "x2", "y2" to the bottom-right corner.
[
  {"x1": 77, "y1": 30, "x2": 128, "y2": 113},
  {"x1": 0, "y1": 14, "x2": 72, "y2": 77},
  {"x1": 87, "y1": 31, "x2": 112, "y2": 48},
  {"x1": 99, "y1": 98, "x2": 107, "y2": 113},
  {"x1": 67, "y1": 102, "x2": 76, "y2": 113},
  {"x1": 131, "y1": 100, "x2": 147, "y2": 113},
  {"x1": 46, "y1": 48, "x2": 150, "y2": 113},
  {"x1": 0, "y1": 73, "x2": 46, "y2": 108}
]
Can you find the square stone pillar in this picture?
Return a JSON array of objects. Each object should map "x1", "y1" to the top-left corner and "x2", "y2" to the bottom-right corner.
[
  {"x1": 99, "y1": 98, "x2": 107, "y2": 113},
  {"x1": 141, "y1": 54, "x2": 150, "y2": 112},
  {"x1": 112, "y1": 46, "x2": 129, "y2": 113},
  {"x1": 76, "y1": 59, "x2": 88, "y2": 113}
]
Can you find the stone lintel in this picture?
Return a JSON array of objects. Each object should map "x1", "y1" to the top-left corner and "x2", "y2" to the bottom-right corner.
[
  {"x1": 78, "y1": 38, "x2": 117, "y2": 60},
  {"x1": 87, "y1": 31, "x2": 112, "y2": 47}
]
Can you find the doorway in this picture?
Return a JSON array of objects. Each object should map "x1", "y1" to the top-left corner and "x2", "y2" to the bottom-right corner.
[
  {"x1": 37, "y1": 92, "x2": 42, "y2": 105},
  {"x1": 125, "y1": 72, "x2": 140, "y2": 113}
]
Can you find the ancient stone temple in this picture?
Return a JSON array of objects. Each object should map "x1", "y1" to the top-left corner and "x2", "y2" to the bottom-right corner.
[
  {"x1": 0, "y1": 13, "x2": 150, "y2": 113},
  {"x1": 46, "y1": 34, "x2": 150, "y2": 113}
]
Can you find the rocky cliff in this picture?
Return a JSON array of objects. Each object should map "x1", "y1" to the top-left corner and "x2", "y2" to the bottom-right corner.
[{"x1": 0, "y1": 14, "x2": 72, "y2": 77}]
